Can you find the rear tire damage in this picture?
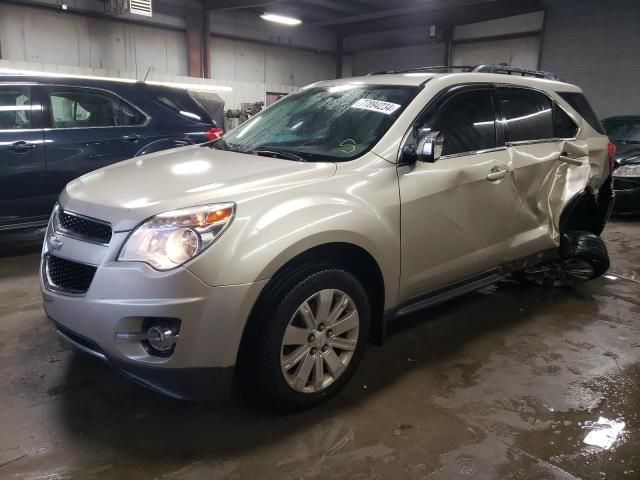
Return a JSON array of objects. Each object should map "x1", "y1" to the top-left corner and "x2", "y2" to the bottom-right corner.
[{"x1": 514, "y1": 230, "x2": 610, "y2": 287}]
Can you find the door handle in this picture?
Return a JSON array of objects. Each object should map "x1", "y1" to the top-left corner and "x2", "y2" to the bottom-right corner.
[
  {"x1": 486, "y1": 167, "x2": 509, "y2": 182},
  {"x1": 559, "y1": 153, "x2": 583, "y2": 166},
  {"x1": 9, "y1": 141, "x2": 38, "y2": 153},
  {"x1": 123, "y1": 134, "x2": 142, "y2": 143}
]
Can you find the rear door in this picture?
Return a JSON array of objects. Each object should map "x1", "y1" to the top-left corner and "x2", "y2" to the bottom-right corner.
[
  {"x1": 496, "y1": 86, "x2": 582, "y2": 260},
  {"x1": 43, "y1": 85, "x2": 149, "y2": 198},
  {"x1": 0, "y1": 84, "x2": 48, "y2": 227}
]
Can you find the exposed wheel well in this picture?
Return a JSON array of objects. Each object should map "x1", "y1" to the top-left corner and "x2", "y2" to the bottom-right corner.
[
  {"x1": 235, "y1": 243, "x2": 386, "y2": 381},
  {"x1": 560, "y1": 177, "x2": 614, "y2": 236}
]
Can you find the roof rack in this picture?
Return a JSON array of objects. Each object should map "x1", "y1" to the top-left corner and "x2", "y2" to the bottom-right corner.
[
  {"x1": 366, "y1": 64, "x2": 560, "y2": 81},
  {"x1": 472, "y1": 64, "x2": 560, "y2": 81},
  {"x1": 366, "y1": 66, "x2": 474, "y2": 76}
]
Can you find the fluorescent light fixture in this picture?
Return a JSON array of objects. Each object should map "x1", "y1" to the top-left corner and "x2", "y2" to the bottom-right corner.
[
  {"x1": 260, "y1": 13, "x2": 302, "y2": 26},
  {"x1": 0, "y1": 68, "x2": 232, "y2": 92}
]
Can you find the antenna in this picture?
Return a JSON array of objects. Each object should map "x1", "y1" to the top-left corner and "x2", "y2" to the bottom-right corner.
[{"x1": 143, "y1": 66, "x2": 152, "y2": 82}]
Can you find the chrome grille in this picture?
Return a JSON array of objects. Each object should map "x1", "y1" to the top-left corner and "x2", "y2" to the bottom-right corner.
[
  {"x1": 46, "y1": 256, "x2": 97, "y2": 295},
  {"x1": 57, "y1": 209, "x2": 112, "y2": 244}
]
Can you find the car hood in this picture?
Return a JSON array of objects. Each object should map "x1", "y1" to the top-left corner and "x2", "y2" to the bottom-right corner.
[
  {"x1": 614, "y1": 142, "x2": 640, "y2": 165},
  {"x1": 60, "y1": 145, "x2": 337, "y2": 232}
]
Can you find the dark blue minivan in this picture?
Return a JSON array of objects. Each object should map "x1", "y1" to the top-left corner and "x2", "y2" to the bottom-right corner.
[{"x1": 0, "y1": 74, "x2": 224, "y2": 230}]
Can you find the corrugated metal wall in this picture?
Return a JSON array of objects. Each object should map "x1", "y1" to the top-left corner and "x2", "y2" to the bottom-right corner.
[{"x1": 541, "y1": 0, "x2": 640, "y2": 118}]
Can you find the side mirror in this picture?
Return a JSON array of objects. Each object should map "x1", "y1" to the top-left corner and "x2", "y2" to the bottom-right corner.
[{"x1": 416, "y1": 130, "x2": 444, "y2": 163}]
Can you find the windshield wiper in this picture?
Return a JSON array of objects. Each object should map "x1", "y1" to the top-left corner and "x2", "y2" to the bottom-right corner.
[
  {"x1": 205, "y1": 138, "x2": 249, "y2": 154},
  {"x1": 252, "y1": 149, "x2": 308, "y2": 162}
]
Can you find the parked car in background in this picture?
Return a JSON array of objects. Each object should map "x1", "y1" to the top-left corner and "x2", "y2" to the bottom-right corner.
[
  {"x1": 42, "y1": 66, "x2": 614, "y2": 411},
  {"x1": 603, "y1": 116, "x2": 640, "y2": 214},
  {"x1": 0, "y1": 74, "x2": 224, "y2": 231}
]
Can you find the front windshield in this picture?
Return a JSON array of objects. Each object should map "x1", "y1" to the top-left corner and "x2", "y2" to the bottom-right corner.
[
  {"x1": 603, "y1": 118, "x2": 640, "y2": 143},
  {"x1": 221, "y1": 85, "x2": 418, "y2": 161}
]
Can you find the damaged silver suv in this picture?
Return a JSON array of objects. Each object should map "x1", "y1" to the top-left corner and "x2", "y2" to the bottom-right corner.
[{"x1": 41, "y1": 65, "x2": 615, "y2": 410}]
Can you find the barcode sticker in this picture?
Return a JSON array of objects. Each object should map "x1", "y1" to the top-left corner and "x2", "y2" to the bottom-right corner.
[{"x1": 351, "y1": 98, "x2": 401, "y2": 115}]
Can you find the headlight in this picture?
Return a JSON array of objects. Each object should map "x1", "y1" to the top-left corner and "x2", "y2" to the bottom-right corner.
[
  {"x1": 118, "y1": 203, "x2": 235, "y2": 271},
  {"x1": 614, "y1": 164, "x2": 640, "y2": 177}
]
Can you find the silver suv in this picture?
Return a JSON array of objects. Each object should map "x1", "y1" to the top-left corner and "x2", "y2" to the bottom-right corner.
[{"x1": 41, "y1": 65, "x2": 615, "y2": 410}]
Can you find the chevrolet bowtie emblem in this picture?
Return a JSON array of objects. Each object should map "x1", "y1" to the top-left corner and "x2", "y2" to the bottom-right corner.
[{"x1": 49, "y1": 235, "x2": 64, "y2": 251}]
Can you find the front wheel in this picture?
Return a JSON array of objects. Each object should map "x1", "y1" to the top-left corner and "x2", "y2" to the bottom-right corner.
[
  {"x1": 252, "y1": 267, "x2": 371, "y2": 411},
  {"x1": 514, "y1": 231, "x2": 610, "y2": 287}
]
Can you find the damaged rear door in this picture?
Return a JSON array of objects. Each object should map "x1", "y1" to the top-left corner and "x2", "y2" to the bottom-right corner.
[{"x1": 496, "y1": 86, "x2": 592, "y2": 262}]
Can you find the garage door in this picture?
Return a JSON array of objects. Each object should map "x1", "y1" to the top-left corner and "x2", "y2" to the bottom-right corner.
[{"x1": 452, "y1": 36, "x2": 541, "y2": 70}]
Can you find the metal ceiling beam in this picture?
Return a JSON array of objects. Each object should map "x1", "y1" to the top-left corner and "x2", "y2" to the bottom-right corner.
[
  {"x1": 310, "y1": 0, "x2": 494, "y2": 27},
  {"x1": 338, "y1": 0, "x2": 542, "y2": 37},
  {"x1": 297, "y1": 0, "x2": 366, "y2": 15},
  {"x1": 204, "y1": 0, "x2": 283, "y2": 10}
]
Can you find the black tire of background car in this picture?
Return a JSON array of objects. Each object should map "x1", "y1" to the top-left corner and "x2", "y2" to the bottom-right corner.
[
  {"x1": 249, "y1": 267, "x2": 371, "y2": 412},
  {"x1": 513, "y1": 230, "x2": 610, "y2": 286}
]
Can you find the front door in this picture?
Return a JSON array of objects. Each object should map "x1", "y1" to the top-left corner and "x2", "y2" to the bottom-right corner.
[
  {"x1": 0, "y1": 84, "x2": 48, "y2": 228},
  {"x1": 398, "y1": 87, "x2": 518, "y2": 301}
]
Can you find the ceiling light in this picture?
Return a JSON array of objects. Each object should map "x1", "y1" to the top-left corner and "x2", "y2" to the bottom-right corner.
[{"x1": 260, "y1": 13, "x2": 302, "y2": 26}]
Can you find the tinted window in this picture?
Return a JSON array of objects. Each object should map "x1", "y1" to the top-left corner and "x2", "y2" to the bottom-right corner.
[
  {"x1": 152, "y1": 90, "x2": 206, "y2": 122},
  {"x1": 553, "y1": 104, "x2": 578, "y2": 138},
  {"x1": 0, "y1": 85, "x2": 33, "y2": 129},
  {"x1": 499, "y1": 88, "x2": 554, "y2": 142},
  {"x1": 558, "y1": 92, "x2": 605, "y2": 134},
  {"x1": 602, "y1": 117, "x2": 640, "y2": 143},
  {"x1": 48, "y1": 87, "x2": 145, "y2": 128},
  {"x1": 420, "y1": 89, "x2": 497, "y2": 156}
]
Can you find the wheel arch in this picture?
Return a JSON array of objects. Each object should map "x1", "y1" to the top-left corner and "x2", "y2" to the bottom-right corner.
[
  {"x1": 559, "y1": 177, "x2": 614, "y2": 236},
  {"x1": 235, "y1": 242, "x2": 387, "y2": 381}
]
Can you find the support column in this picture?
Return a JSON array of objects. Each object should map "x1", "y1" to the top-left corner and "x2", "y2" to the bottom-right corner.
[
  {"x1": 186, "y1": 8, "x2": 204, "y2": 78},
  {"x1": 336, "y1": 33, "x2": 344, "y2": 79}
]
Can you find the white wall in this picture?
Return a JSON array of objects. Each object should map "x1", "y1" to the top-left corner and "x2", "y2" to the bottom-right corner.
[
  {"x1": 0, "y1": 3, "x2": 338, "y2": 109},
  {"x1": 209, "y1": 10, "x2": 336, "y2": 53},
  {"x1": 210, "y1": 37, "x2": 335, "y2": 87},
  {"x1": 452, "y1": 37, "x2": 541, "y2": 70},
  {"x1": 351, "y1": 44, "x2": 446, "y2": 76},
  {"x1": 0, "y1": 3, "x2": 188, "y2": 77}
]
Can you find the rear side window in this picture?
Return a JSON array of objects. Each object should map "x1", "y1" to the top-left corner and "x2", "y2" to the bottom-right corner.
[
  {"x1": 420, "y1": 89, "x2": 497, "y2": 156},
  {"x1": 48, "y1": 87, "x2": 146, "y2": 128},
  {"x1": 558, "y1": 92, "x2": 605, "y2": 134},
  {"x1": 553, "y1": 104, "x2": 578, "y2": 138},
  {"x1": 152, "y1": 90, "x2": 206, "y2": 122},
  {"x1": 498, "y1": 88, "x2": 554, "y2": 142},
  {"x1": 0, "y1": 85, "x2": 33, "y2": 129}
]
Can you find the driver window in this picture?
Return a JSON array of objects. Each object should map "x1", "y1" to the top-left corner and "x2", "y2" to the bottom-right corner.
[{"x1": 419, "y1": 90, "x2": 497, "y2": 156}]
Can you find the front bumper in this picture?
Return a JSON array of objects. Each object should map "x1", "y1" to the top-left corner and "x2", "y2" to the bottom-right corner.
[
  {"x1": 613, "y1": 176, "x2": 640, "y2": 213},
  {"x1": 41, "y1": 231, "x2": 267, "y2": 401}
]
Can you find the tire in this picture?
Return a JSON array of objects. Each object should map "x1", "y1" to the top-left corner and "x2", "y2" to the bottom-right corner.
[
  {"x1": 513, "y1": 230, "x2": 609, "y2": 287},
  {"x1": 250, "y1": 266, "x2": 371, "y2": 412}
]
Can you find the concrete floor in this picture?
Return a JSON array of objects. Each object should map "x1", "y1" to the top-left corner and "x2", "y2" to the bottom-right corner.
[{"x1": 1, "y1": 220, "x2": 639, "y2": 479}]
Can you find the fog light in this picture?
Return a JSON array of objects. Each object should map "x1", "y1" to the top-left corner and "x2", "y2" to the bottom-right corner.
[{"x1": 147, "y1": 325, "x2": 178, "y2": 352}]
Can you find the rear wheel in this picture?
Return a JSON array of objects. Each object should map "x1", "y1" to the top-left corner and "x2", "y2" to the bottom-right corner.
[
  {"x1": 250, "y1": 267, "x2": 370, "y2": 411},
  {"x1": 514, "y1": 231, "x2": 609, "y2": 287}
]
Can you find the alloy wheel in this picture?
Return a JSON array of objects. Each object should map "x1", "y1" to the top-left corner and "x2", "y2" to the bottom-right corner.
[
  {"x1": 521, "y1": 259, "x2": 595, "y2": 286},
  {"x1": 280, "y1": 289, "x2": 360, "y2": 394}
]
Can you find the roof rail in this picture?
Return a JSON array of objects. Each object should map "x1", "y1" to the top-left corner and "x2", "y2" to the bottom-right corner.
[
  {"x1": 472, "y1": 64, "x2": 560, "y2": 81},
  {"x1": 365, "y1": 64, "x2": 560, "y2": 81},
  {"x1": 366, "y1": 65, "x2": 474, "y2": 76}
]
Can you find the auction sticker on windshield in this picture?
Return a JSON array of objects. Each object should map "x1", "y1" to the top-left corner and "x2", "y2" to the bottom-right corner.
[{"x1": 351, "y1": 98, "x2": 401, "y2": 115}]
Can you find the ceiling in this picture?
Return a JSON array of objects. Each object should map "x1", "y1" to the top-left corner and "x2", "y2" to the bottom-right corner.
[{"x1": 204, "y1": 0, "x2": 544, "y2": 36}]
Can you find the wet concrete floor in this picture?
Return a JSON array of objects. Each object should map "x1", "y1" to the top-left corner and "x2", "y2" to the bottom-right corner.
[{"x1": 0, "y1": 220, "x2": 639, "y2": 479}]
